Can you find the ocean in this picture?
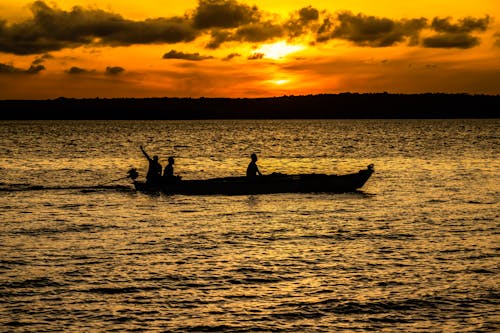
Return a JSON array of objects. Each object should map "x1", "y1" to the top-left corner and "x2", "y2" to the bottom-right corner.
[{"x1": 0, "y1": 119, "x2": 498, "y2": 332}]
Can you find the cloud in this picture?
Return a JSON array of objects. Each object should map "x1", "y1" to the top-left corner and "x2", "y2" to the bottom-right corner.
[
  {"x1": 431, "y1": 16, "x2": 490, "y2": 33},
  {"x1": 421, "y1": 16, "x2": 492, "y2": 49},
  {"x1": 248, "y1": 52, "x2": 264, "y2": 60},
  {"x1": 0, "y1": 0, "x2": 494, "y2": 55},
  {"x1": 0, "y1": 1, "x2": 197, "y2": 54},
  {"x1": 32, "y1": 53, "x2": 53, "y2": 65},
  {"x1": 422, "y1": 33, "x2": 480, "y2": 49},
  {"x1": 285, "y1": 6, "x2": 320, "y2": 38},
  {"x1": 163, "y1": 50, "x2": 213, "y2": 61},
  {"x1": 105, "y1": 66, "x2": 125, "y2": 75},
  {"x1": 223, "y1": 53, "x2": 241, "y2": 61},
  {"x1": 206, "y1": 20, "x2": 284, "y2": 48},
  {"x1": 233, "y1": 21, "x2": 284, "y2": 42},
  {"x1": 316, "y1": 16, "x2": 333, "y2": 40},
  {"x1": 206, "y1": 30, "x2": 231, "y2": 49},
  {"x1": 65, "y1": 66, "x2": 94, "y2": 74},
  {"x1": 298, "y1": 6, "x2": 320, "y2": 22},
  {"x1": 0, "y1": 63, "x2": 24, "y2": 73},
  {"x1": 0, "y1": 62, "x2": 45, "y2": 74},
  {"x1": 0, "y1": 0, "x2": 270, "y2": 53},
  {"x1": 192, "y1": 0, "x2": 260, "y2": 29},
  {"x1": 319, "y1": 11, "x2": 427, "y2": 47},
  {"x1": 26, "y1": 64, "x2": 45, "y2": 74}
]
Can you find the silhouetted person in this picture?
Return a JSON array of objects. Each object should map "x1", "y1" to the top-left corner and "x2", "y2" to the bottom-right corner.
[
  {"x1": 163, "y1": 156, "x2": 178, "y2": 181},
  {"x1": 246, "y1": 153, "x2": 262, "y2": 178},
  {"x1": 140, "y1": 145, "x2": 162, "y2": 184},
  {"x1": 163, "y1": 157, "x2": 174, "y2": 177}
]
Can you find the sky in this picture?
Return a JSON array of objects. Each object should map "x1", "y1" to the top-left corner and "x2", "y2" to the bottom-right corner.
[{"x1": 0, "y1": 0, "x2": 499, "y2": 99}]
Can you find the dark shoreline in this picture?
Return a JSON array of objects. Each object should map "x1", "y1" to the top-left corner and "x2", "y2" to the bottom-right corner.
[{"x1": 1, "y1": 93, "x2": 499, "y2": 119}]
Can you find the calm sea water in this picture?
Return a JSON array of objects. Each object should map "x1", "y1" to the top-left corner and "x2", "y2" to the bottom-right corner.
[{"x1": 0, "y1": 119, "x2": 498, "y2": 332}]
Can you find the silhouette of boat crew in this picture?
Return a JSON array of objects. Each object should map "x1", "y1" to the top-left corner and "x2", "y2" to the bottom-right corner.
[
  {"x1": 140, "y1": 145, "x2": 162, "y2": 184},
  {"x1": 246, "y1": 153, "x2": 262, "y2": 179},
  {"x1": 163, "y1": 156, "x2": 181, "y2": 182}
]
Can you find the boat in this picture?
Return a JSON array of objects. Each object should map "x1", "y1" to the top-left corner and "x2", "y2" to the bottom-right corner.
[{"x1": 128, "y1": 164, "x2": 375, "y2": 195}]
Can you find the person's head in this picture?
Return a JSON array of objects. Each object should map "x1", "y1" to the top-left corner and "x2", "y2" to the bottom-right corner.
[
  {"x1": 168, "y1": 156, "x2": 174, "y2": 164},
  {"x1": 153, "y1": 155, "x2": 159, "y2": 161},
  {"x1": 251, "y1": 153, "x2": 257, "y2": 162}
]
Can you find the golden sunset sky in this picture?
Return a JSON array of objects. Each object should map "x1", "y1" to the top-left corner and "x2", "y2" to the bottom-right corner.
[{"x1": 0, "y1": 0, "x2": 499, "y2": 98}]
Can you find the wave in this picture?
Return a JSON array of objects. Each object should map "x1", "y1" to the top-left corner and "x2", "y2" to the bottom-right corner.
[{"x1": 0, "y1": 183, "x2": 133, "y2": 192}]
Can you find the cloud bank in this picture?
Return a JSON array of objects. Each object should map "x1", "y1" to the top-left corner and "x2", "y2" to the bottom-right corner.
[
  {"x1": 0, "y1": 62, "x2": 45, "y2": 74},
  {"x1": 105, "y1": 66, "x2": 125, "y2": 75},
  {"x1": 163, "y1": 50, "x2": 213, "y2": 61},
  {"x1": 0, "y1": 0, "x2": 197, "y2": 54},
  {"x1": 0, "y1": 0, "x2": 494, "y2": 55},
  {"x1": 65, "y1": 66, "x2": 94, "y2": 74},
  {"x1": 316, "y1": 12, "x2": 427, "y2": 47},
  {"x1": 422, "y1": 16, "x2": 492, "y2": 48},
  {"x1": 193, "y1": 0, "x2": 260, "y2": 29}
]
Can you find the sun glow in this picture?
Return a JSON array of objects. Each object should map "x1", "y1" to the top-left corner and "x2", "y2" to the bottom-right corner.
[
  {"x1": 272, "y1": 79, "x2": 290, "y2": 85},
  {"x1": 255, "y1": 41, "x2": 305, "y2": 60},
  {"x1": 0, "y1": 1, "x2": 498, "y2": 99}
]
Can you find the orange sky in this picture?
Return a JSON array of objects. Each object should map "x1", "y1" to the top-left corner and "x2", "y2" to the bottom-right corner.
[{"x1": 0, "y1": 0, "x2": 499, "y2": 99}]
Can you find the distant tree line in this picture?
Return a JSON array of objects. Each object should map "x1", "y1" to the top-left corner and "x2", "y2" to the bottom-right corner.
[{"x1": 0, "y1": 93, "x2": 498, "y2": 119}]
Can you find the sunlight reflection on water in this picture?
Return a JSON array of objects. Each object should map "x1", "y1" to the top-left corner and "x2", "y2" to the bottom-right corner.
[{"x1": 0, "y1": 119, "x2": 498, "y2": 332}]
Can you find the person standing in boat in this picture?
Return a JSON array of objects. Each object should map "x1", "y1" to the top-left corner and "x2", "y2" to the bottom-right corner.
[
  {"x1": 140, "y1": 145, "x2": 162, "y2": 184},
  {"x1": 246, "y1": 153, "x2": 262, "y2": 178}
]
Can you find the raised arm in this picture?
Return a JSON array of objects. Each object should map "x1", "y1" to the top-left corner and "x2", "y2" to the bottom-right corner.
[{"x1": 140, "y1": 145, "x2": 152, "y2": 161}]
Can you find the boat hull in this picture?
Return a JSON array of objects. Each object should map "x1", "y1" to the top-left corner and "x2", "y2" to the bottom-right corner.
[{"x1": 133, "y1": 166, "x2": 374, "y2": 195}]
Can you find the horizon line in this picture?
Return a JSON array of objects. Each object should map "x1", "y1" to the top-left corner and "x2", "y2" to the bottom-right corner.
[{"x1": 2, "y1": 92, "x2": 500, "y2": 101}]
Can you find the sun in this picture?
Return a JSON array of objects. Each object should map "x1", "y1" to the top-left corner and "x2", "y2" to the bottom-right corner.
[
  {"x1": 254, "y1": 41, "x2": 305, "y2": 60},
  {"x1": 271, "y1": 79, "x2": 290, "y2": 85}
]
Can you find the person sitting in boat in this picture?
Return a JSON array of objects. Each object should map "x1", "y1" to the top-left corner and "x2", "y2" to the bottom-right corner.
[
  {"x1": 140, "y1": 145, "x2": 162, "y2": 184},
  {"x1": 246, "y1": 153, "x2": 262, "y2": 179},
  {"x1": 163, "y1": 156, "x2": 181, "y2": 182}
]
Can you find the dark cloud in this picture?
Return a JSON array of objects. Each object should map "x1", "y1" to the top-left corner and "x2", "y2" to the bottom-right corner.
[
  {"x1": 206, "y1": 30, "x2": 231, "y2": 49},
  {"x1": 321, "y1": 12, "x2": 427, "y2": 47},
  {"x1": 299, "y1": 6, "x2": 320, "y2": 22},
  {"x1": 163, "y1": 50, "x2": 213, "y2": 61},
  {"x1": 202, "y1": 4, "x2": 317, "y2": 47},
  {"x1": 495, "y1": 32, "x2": 500, "y2": 47},
  {"x1": 0, "y1": 63, "x2": 23, "y2": 73},
  {"x1": 223, "y1": 53, "x2": 240, "y2": 60},
  {"x1": 206, "y1": 21, "x2": 284, "y2": 48},
  {"x1": 65, "y1": 66, "x2": 94, "y2": 74},
  {"x1": 0, "y1": 62, "x2": 45, "y2": 74},
  {"x1": 421, "y1": 16, "x2": 491, "y2": 49},
  {"x1": 193, "y1": 0, "x2": 260, "y2": 29},
  {"x1": 106, "y1": 17, "x2": 198, "y2": 45},
  {"x1": 248, "y1": 52, "x2": 264, "y2": 60},
  {"x1": 285, "y1": 6, "x2": 320, "y2": 38},
  {"x1": 32, "y1": 53, "x2": 53, "y2": 65},
  {"x1": 422, "y1": 16, "x2": 491, "y2": 49},
  {"x1": 0, "y1": 0, "x2": 197, "y2": 54},
  {"x1": 431, "y1": 16, "x2": 490, "y2": 33},
  {"x1": 105, "y1": 66, "x2": 125, "y2": 75},
  {"x1": 0, "y1": 0, "x2": 493, "y2": 55},
  {"x1": 422, "y1": 33, "x2": 480, "y2": 49},
  {"x1": 314, "y1": 14, "x2": 490, "y2": 49},
  {"x1": 316, "y1": 16, "x2": 334, "y2": 41},
  {"x1": 234, "y1": 21, "x2": 284, "y2": 42},
  {"x1": 26, "y1": 64, "x2": 45, "y2": 73}
]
